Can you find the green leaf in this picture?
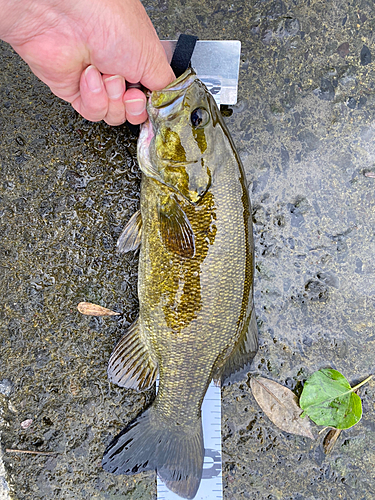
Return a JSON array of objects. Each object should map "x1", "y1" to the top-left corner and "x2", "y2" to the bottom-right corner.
[{"x1": 299, "y1": 369, "x2": 369, "y2": 430}]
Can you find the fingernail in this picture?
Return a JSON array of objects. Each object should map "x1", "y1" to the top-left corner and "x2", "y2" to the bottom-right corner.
[
  {"x1": 125, "y1": 98, "x2": 146, "y2": 116},
  {"x1": 85, "y1": 65, "x2": 103, "y2": 93},
  {"x1": 104, "y1": 75, "x2": 125, "y2": 100}
]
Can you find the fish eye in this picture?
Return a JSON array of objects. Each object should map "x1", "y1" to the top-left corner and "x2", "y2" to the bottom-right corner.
[{"x1": 190, "y1": 108, "x2": 209, "y2": 129}]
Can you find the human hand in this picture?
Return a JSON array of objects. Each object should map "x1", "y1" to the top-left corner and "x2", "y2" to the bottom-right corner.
[{"x1": 1, "y1": 0, "x2": 175, "y2": 125}]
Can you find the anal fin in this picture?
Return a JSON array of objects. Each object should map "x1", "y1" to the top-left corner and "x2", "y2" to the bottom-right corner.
[
  {"x1": 117, "y1": 210, "x2": 142, "y2": 254},
  {"x1": 107, "y1": 318, "x2": 158, "y2": 391},
  {"x1": 214, "y1": 307, "x2": 258, "y2": 387}
]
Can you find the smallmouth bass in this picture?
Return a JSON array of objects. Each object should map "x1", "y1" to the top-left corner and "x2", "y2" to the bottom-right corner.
[{"x1": 102, "y1": 68, "x2": 258, "y2": 499}]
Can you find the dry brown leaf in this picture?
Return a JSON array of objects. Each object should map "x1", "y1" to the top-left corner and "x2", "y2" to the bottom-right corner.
[
  {"x1": 77, "y1": 302, "x2": 120, "y2": 316},
  {"x1": 323, "y1": 428, "x2": 342, "y2": 454},
  {"x1": 250, "y1": 376, "x2": 314, "y2": 439}
]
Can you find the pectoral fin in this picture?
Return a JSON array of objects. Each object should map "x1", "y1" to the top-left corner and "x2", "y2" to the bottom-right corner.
[
  {"x1": 117, "y1": 210, "x2": 142, "y2": 253},
  {"x1": 158, "y1": 198, "x2": 195, "y2": 258},
  {"x1": 107, "y1": 318, "x2": 158, "y2": 391},
  {"x1": 213, "y1": 307, "x2": 259, "y2": 387}
]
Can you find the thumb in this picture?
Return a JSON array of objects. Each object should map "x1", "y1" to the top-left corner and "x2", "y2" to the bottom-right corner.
[{"x1": 137, "y1": 39, "x2": 175, "y2": 91}]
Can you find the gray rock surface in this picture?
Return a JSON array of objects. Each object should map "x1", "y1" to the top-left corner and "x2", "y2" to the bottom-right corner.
[{"x1": 1, "y1": 0, "x2": 374, "y2": 498}]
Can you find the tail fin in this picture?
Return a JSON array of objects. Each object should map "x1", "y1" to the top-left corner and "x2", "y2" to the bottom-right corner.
[{"x1": 102, "y1": 406, "x2": 204, "y2": 499}]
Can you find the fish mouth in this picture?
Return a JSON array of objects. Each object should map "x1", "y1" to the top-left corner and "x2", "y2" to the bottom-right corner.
[
  {"x1": 147, "y1": 68, "x2": 198, "y2": 133},
  {"x1": 160, "y1": 67, "x2": 197, "y2": 92},
  {"x1": 150, "y1": 68, "x2": 197, "y2": 110}
]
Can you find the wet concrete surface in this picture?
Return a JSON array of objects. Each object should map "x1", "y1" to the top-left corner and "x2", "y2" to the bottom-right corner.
[{"x1": 1, "y1": 0, "x2": 375, "y2": 499}]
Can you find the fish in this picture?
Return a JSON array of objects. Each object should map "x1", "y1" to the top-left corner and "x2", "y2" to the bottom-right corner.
[{"x1": 102, "y1": 68, "x2": 258, "y2": 499}]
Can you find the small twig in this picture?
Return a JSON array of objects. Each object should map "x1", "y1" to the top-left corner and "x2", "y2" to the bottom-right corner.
[{"x1": 6, "y1": 449, "x2": 58, "y2": 456}]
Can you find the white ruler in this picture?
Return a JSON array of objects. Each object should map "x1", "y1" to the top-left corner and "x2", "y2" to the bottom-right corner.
[{"x1": 157, "y1": 381, "x2": 223, "y2": 500}]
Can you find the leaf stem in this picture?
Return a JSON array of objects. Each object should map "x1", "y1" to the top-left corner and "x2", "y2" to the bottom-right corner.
[{"x1": 351, "y1": 374, "x2": 373, "y2": 392}]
